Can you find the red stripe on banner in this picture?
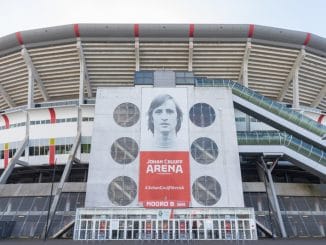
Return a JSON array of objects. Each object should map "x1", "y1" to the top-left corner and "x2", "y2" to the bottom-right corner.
[
  {"x1": 248, "y1": 24, "x2": 255, "y2": 38},
  {"x1": 49, "y1": 145, "x2": 55, "y2": 166},
  {"x1": 74, "y1": 24, "x2": 80, "y2": 37},
  {"x1": 303, "y1": 33, "x2": 311, "y2": 46},
  {"x1": 189, "y1": 24, "x2": 194, "y2": 37},
  {"x1": 48, "y1": 108, "x2": 56, "y2": 124},
  {"x1": 134, "y1": 24, "x2": 139, "y2": 37},
  {"x1": 4, "y1": 149, "x2": 9, "y2": 169},
  {"x1": 317, "y1": 114, "x2": 325, "y2": 124},
  {"x1": 170, "y1": 209, "x2": 174, "y2": 219},
  {"x1": 2, "y1": 115, "x2": 10, "y2": 129},
  {"x1": 15, "y1": 32, "x2": 24, "y2": 45}
]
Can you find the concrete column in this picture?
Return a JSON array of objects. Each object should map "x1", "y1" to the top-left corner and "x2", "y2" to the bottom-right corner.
[
  {"x1": 135, "y1": 37, "x2": 140, "y2": 71},
  {"x1": 27, "y1": 67, "x2": 34, "y2": 109},
  {"x1": 293, "y1": 68, "x2": 300, "y2": 109},
  {"x1": 242, "y1": 59, "x2": 249, "y2": 87},
  {"x1": 188, "y1": 37, "x2": 193, "y2": 72},
  {"x1": 78, "y1": 56, "x2": 85, "y2": 106}
]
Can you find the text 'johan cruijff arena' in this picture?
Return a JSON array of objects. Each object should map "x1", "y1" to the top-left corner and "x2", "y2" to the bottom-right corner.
[{"x1": 0, "y1": 24, "x2": 325, "y2": 242}]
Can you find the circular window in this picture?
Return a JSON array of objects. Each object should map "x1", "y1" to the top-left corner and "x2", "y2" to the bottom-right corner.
[
  {"x1": 111, "y1": 137, "x2": 139, "y2": 164},
  {"x1": 189, "y1": 103, "x2": 216, "y2": 127},
  {"x1": 192, "y1": 176, "x2": 221, "y2": 206},
  {"x1": 191, "y1": 137, "x2": 218, "y2": 164},
  {"x1": 113, "y1": 103, "x2": 140, "y2": 127},
  {"x1": 108, "y1": 176, "x2": 137, "y2": 206}
]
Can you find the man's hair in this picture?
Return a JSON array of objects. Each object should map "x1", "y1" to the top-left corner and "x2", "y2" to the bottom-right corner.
[{"x1": 147, "y1": 94, "x2": 183, "y2": 134}]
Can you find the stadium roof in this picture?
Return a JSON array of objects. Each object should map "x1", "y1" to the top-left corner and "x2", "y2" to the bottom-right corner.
[{"x1": 0, "y1": 24, "x2": 325, "y2": 111}]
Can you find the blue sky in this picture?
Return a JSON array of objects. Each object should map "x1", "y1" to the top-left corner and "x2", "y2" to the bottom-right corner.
[{"x1": 0, "y1": 0, "x2": 325, "y2": 38}]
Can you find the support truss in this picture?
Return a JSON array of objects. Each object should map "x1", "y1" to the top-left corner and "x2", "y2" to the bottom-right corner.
[
  {"x1": 277, "y1": 48, "x2": 306, "y2": 102},
  {"x1": 311, "y1": 83, "x2": 326, "y2": 108},
  {"x1": 238, "y1": 40, "x2": 252, "y2": 87},
  {"x1": 42, "y1": 131, "x2": 81, "y2": 239},
  {"x1": 188, "y1": 37, "x2": 194, "y2": 72},
  {"x1": 0, "y1": 135, "x2": 29, "y2": 184},
  {"x1": 77, "y1": 39, "x2": 92, "y2": 104},
  {"x1": 135, "y1": 37, "x2": 140, "y2": 72},
  {"x1": 21, "y1": 47, "x2": 49, "y2": 102},
  {"x1": 256, "y1": 154, "x2": 287, "y2": 238},
  {"x1": 0, "y1": 84, "x2": 16, "y2": 108}
]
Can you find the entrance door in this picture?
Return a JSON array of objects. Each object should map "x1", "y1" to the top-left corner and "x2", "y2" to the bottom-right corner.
[{"x1": 94, "y1": 220, "x2": 107, "y2": 240}]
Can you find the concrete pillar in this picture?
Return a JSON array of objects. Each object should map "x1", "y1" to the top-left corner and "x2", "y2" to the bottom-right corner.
[
  {"x1": 293, "y1": 68, "x2": 300, "y2": 109},
  {"x1": 27, "y1": 67, "x2": 34, "y2": 109},
  {"x1": 135, "y1": 37, "x2": 140, "y2": 71}
]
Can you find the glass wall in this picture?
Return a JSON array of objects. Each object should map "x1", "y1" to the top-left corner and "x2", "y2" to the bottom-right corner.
[
  {"x1": 74, "y1": 208, "x2": 257, "y2": 240},
  {"x1": 244, "y1": 193, "x2": 326, "y2": 238},
  {"x1": 0, "y1": 193, "x2": 85, "y2": 238}
]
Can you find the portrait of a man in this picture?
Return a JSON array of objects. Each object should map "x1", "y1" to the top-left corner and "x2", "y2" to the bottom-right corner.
[{"x1": 147, "y1": 94, "x2": 183, "y2": 148}]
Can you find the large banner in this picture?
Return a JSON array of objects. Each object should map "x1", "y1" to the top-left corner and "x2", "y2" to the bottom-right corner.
[{"x1": 139, "y1": 88, "x2": 190, "y2": 208}]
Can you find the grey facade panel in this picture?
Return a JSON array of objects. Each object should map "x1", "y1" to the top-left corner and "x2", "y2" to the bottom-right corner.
[
  {"x1": 0, "y1": 24, "x2": 325, "y2": 57},
  {"x1": 19, "y1": 24, "x2": 76, "y2": 45},
  {"x1": 79, "y1": 23, "x2": 134, "y2": 38},
  {"x1": 194, "y1": 24, "x2": 249, "y2": 38},
  {"x1": 253, "y1": 25, "x2": 308, "y2": 46}
]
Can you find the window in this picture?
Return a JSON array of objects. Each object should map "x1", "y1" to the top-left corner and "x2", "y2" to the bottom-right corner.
[
  {"x1": 191, "y1": 137, "x2": 219, "y2": 164},
  {"x1": 114, "y1": 103, "x2": 140, "y2": 127},
  {"x1": 108, "y1": 176, "x2": 137, "y2": 206},
  {"x1": 189, "y1": 103, "x2": 216, "y2": 127},
  {"x1": 192, "y1": 176, "x2": 221, "y2": 206},
  {"x1": 111, "y1": 137, "x2": 139, "y2": 164}
]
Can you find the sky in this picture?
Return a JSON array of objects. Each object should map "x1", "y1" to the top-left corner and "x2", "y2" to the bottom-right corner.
[{"x1": 0, "y1": 0, "x2": 325, "y2": 38}]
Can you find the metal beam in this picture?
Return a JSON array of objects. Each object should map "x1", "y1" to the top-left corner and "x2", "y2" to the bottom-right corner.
[
  {"x1": 77, "y1": 39, "x2": 92, "y2": 102},
  {"x1": 0, "y1": 84, "x2": 16, "y2": 108},
  {"x1": 21, "y1": 47, "x2": 49, "y2": 102},
  {"x1": 278, "y1": 48, "x2": 306, "y2": 102},
  {"x1": 0, "y1": 136, "x2": 29, "y2": 184},
  {"x1": 188, "y1": 37, "x2": 193, "y2": 72},
  {"x1": 135, "y1": 37, "x2": 140, "y2": 72},
  {"x1": 15, "y1": 160, "x2": 29, "y2": 167},
  {"x1": 238, "y1": 40, "x2": 252, "y2": 87},
  {"x1": 311, "y1": 83, "x2": 326, "y2": 108},
  {"x1": 42, "y1": 131, "x2": 81, "y2": 239},
  {"x1": 259, "y1": 156, "x2": 287, "y2": 238},
  {"x1": 256, "y1": 220, "x2": 273, "y2": 238}
]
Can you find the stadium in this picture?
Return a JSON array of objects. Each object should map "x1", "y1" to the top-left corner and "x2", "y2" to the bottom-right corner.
[{"x1": 0, "y1": 23, "x2": 325, "y2": 242}]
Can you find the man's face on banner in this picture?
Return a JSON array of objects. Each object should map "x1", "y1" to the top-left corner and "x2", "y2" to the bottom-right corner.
[{"x1": 153, "y1": 99, "x2": 178, "y2": 135}]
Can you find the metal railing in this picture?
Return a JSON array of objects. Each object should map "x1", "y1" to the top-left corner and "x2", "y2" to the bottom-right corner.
[
  {"x1": 237, "y1": 131, "x2": 326, "y2": 166},
  {"x1": 195, "y1": 78, "x2": 326, "y2": 137}
]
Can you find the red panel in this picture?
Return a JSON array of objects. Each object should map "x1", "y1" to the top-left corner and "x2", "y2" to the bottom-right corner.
[
  {"x1": 303, "y1": 33, "x2": 311, "y2": 46},
  {"x1": 134, "y1": 24, "x2": 139, "y2": 37},
  {"x1": 317, "y1": 114, "x2": 325, "y2": 124},
  {"x1": 189, "y1": 24, "x2": 194, "y2": 38},
  {"x1": 15, "y1": 32, "x2": 24, "y2": 45},
  {"x1": 48, "y1": 108, "x2": 56, "y2": 124},
  {"x1": 2, "y1": 115, "x2": 10, "y2": 129},
  {"x1": 49, "y1": 144, "x2": 55, "y2": 166},
  {"x1": 248, "y1": 24, "x2": 255, "y2": 38},
  {"x1": 74, "y1": 24, "x2": 80, "y2": 37},
  {"x1": 139, "y1": 151, "x2": 190, "y2": 208},
  {"x1": 4, "y1": 149, "x2": 9, "y2": 169}
]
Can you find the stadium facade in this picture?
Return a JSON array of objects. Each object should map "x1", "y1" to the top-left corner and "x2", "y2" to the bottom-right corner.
[{"x1": 0, "y1": 24, "x2": 325, "y2": 241}]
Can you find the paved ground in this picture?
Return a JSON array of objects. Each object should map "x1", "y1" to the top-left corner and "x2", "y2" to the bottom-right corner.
[{"x1": 0, "y1": 239, "x2": 326, "y2": 245}]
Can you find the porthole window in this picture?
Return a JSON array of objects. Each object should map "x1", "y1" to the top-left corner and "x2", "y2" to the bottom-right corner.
[
  {"x1": 111, "y1": 137, "x2": 139, "y2": 164},
  {"x1": 192, "y1": 176, "x2": 221, "y2": 206},
  {"x1": 191, "y1": 137, "x2": 218, "y2": 164},
  {"x1": 108, "y1": 176, "x2": 137, "y2": 206},
  {"x1": 189, "y1": 103, "x2": 216, "y2": 127},
  {"x1": 113, "y1": 103, "x2": 140, "y2": 127}
]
